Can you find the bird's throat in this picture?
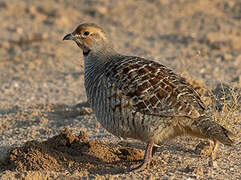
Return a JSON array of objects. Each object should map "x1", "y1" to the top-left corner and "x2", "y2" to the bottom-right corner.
[{"x1": 83, "y1": 49, "x2": 90, "y2": 56}]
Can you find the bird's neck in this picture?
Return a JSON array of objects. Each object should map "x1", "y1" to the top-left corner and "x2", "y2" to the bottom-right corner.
[
  {"x1": 83, "y1": 47, "x2": 119, "y2": 84},
  {"x1": 84, "y1": 46, "x2": 118, "y2": 68}
]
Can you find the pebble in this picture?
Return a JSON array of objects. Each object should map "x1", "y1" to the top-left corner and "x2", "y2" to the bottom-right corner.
[
  {"x1": 96, "y1": 5, "x2": 107, "y2": 15},
  {"x1": 26, "y1": 6, "x2": 37, "y2": 14},
  {"x1": 1, "y1": 42, "x2": 10, "y2": 49},
  {"x1": 224, "y1": 53, "x2": 233, "y2": 60},
  {"x1": 16, "y1": 27, "x2": 23, "y2": 34}
]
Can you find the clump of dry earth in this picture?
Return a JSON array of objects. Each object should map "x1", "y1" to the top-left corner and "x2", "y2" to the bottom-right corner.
[{"x1": 0, "y1": 0, "x2": 240, "y2": 179}]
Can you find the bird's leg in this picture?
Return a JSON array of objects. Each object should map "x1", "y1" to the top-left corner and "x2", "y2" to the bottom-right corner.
[
  {"x1": 211, "y1": 140, "x2": 219, "y2": 161},
  {"x1": 208, "y1": 139, "x2": 219, "y2": 167},
  {"x1": 131, "y1": 140, "x2": 154, "y2": 172}
]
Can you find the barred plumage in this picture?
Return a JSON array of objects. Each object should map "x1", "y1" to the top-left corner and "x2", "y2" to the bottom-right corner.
[{"x1": 63, "y1": 23, "x2": 235, "y2": 171}]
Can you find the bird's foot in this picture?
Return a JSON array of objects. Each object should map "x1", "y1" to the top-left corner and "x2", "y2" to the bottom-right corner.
[
  {"x1": 208, "y1": 149, "x2": 218, "y2": 168},
  {"x1": 130, "y1": 160, "x2": 151, "y2": 172},
  {"x1": 208, "y1": 140, "x2": 219, "y2": 168},
  {"x1": 129, "y1": 141, "x2": 155, "y2": 172}
]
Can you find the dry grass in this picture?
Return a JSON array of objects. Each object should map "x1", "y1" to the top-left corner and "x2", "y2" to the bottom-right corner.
[{"x1": 207, "y1": 84, "x2": 241, "y2": 135}]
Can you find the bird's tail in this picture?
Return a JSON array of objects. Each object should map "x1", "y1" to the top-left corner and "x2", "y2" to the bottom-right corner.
[{"x1": 182, "y1": 115, "x2": 235, "y2": 146}]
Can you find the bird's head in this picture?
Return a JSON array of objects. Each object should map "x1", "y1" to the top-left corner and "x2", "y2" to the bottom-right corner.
[{"x1": 63, "y1": 23, "x2": 111, "y2": 56}]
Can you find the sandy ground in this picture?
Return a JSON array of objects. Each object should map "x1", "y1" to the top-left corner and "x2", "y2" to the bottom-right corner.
[{"x1": 0, "y1": 0, "x2": 240, "y2": 179}]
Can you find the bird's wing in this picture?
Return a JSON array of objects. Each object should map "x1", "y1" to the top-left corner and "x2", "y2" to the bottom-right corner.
[{"x1": 105, "y1": 56, "x2": 206, "y2": 118}]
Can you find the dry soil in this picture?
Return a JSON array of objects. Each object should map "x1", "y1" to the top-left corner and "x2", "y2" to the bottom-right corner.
[{"x1": 0, "y1": 0, "x2": 241, "y2": 179}]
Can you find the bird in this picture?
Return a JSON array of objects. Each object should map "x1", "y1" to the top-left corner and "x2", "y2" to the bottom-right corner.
[{"x1": 63, "y1": 23, "x2": 235, "y2": 171}]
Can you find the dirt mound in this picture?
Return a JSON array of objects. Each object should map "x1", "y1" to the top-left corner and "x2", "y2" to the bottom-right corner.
[
  {"x1": 0, "y1": 128, "x2": 143, "y2": 174},
  {"x1": 1, "y1": 0, "x2": 240, "y2": 178}
]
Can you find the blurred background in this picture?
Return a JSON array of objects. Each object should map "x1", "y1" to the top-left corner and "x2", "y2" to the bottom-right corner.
[
  {"x1": 0, "y1": 0, "x2": 240, "y2": 109},
  {"x1": 0, "y1": 1, "x2": 240, "y2": 179}
]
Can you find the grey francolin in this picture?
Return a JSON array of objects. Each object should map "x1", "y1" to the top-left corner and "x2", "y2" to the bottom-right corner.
[{"x1": 63, "y1": 23, "x2": 234, "y2": 171}]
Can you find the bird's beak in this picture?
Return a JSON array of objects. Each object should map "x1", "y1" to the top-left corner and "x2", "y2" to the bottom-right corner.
[{"x1": 63, "y1": 33, "x2": 74, "y2": 41}]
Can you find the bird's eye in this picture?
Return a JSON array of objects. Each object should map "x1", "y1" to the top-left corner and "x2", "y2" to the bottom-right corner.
[{"x1": 83, "y1": 31, "x2": 90, "y2": 36}]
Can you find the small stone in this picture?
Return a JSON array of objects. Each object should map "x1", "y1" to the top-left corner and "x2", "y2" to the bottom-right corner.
[
  {"x1": 200, "y1": 68, "x2": 205, "y2": 74},
  {"x1": 29, "y1": 6, "x2": 37, "y2": 14},
  {"x1": 25, "y1": 6, "x2": 37, "y2": 14},
  {"x1": 41, "y1": 33, "x2": 48, "y2": 39},
  {"x1": 224, "y1": 53, "x2": 233, "y2": 60},
  {"x1": 1, "y1": 42, "x2": 10, "y2": 49},
  {"x1": 79, "y1": 107, "x2": 93, "y2": 115},
  {"x1": 16, "y1": 27, "x2": 23, "y2": 34},
  {"x1": 96, "y1": 6, "x2": 107, "y2": 15}
]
